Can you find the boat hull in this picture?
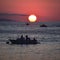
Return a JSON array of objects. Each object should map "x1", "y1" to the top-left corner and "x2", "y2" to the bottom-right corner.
[{"x1": 7, "y1": 39, "x2": 38, "y2": 45}]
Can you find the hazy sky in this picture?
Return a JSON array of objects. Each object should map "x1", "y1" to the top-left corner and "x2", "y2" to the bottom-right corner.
[{"x1": 0, "y1": 0, "x2": 60, "y2": 22}]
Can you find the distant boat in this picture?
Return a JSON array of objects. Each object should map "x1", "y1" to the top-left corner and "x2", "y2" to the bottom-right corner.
[
  {"x1": 40, "y1": 24, "x2": 47, "y2": 27},
  {"x1": 26, "y1": 23, "x2": 29, "y2": 25},
  {"x1": 6, "y1": 35, "x2": 39, "y2": 45}
]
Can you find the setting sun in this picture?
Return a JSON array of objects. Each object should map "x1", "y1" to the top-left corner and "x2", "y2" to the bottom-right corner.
[{"x1": 28, "y1": 15, "x2": 37, "y2": 22}]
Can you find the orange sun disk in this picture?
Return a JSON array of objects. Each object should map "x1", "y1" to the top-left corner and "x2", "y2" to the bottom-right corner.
[{"x1": 28, "y1": 15, "x2": 37, "y2": 22}]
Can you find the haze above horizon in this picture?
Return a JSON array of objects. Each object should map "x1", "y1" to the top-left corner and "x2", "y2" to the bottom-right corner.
[{"x1": 0, "y1": 0, "x2": 60, "y2": 22}]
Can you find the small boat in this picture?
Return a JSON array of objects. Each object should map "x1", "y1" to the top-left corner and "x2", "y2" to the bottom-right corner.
[
  {"x1": 6, "y1": 35, "x2": 39, "y2": 45},
  {"x1": 26, "y1": 23, "x2": 29, "y2": 26},
  {"x1": 40, "y1": 24, "x2": 47, "y2": 27}
]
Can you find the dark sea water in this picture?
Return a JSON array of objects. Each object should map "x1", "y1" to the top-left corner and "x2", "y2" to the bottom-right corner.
[{"x1": 0, "y1": 21, "x2": 60, "y2": 60}]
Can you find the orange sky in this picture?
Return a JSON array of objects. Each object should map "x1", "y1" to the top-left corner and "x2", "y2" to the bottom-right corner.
[{"x1": 0, "y1": 0, "x2": 60, "y2": 22}]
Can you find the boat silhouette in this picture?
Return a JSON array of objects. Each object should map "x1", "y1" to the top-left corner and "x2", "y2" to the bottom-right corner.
[
  {"x1": 40, "y1": 24, "x2": 47, "y2": 27},
  {"x1": 6, "y1": 35, "x2": 39, "y2": 45}
]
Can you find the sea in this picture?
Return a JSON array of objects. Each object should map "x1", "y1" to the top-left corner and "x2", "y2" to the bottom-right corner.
[{"x1": 0, "y1": 21, "x2": 60, "y2": 60}]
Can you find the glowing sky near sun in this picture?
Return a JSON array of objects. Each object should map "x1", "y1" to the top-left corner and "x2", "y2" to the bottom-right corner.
[{"x1": 0, "y1": 0, "x2": 60, "y2": 22}]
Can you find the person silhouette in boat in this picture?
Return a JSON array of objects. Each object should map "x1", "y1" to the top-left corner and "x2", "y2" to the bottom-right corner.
[
  {"x1": 33, "y1": 38, "x2": 37, "y2": 44},
  {"x1": 20, "y1": 35, "x2": 25, "y2": 44},
  {"x1": 20, "y1": 35, "x2": 25, "y2": 40},
  {"x1": 25, "y1": 35, "x2": 30, "y2": 40},
  {"x1": 25, "y1": 35, "x2": 30, "y2": 44}
]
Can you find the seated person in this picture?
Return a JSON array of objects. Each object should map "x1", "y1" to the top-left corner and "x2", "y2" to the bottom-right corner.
[
  {"x1": 25, "y1": 35, "x2": 30, "y2": 40},
  {"x1": 20, "y1": 35, "x2": 25, "y2": 40}
]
